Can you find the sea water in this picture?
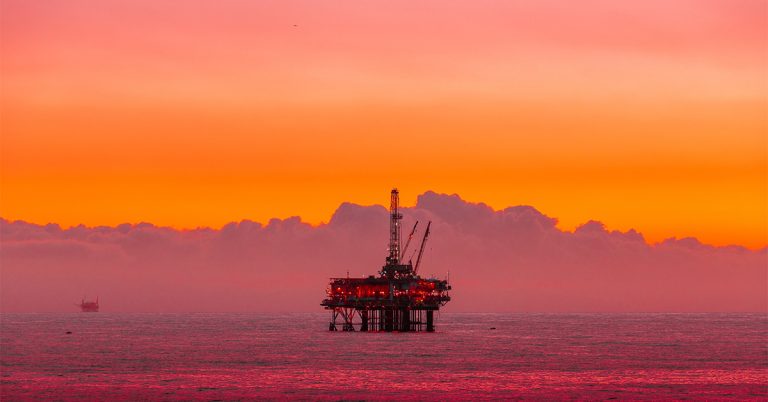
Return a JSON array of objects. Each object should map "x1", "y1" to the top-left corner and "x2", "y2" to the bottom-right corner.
[{"x1": 1, "y1": 313, "x2": 766, "y2": 400}]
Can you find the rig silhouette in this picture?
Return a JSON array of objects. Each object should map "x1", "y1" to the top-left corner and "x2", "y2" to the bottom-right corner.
[
  {"x1": 321, "y1": 189, "x2": 451, "y2": 332},
  {"x1": 78, "y1": 297, "x2": 99, "y2": 312}
]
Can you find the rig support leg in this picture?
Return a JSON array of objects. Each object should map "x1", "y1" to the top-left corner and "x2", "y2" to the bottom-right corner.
[
  {"x1": 426, "y1": 310, "x2": 434, "y2": 332},
  {"x1": 379, "y1": 309, "x2": 385, "y2": 331},
  {"x1": 361, "y1": 310, "x2": 368, "y2": 332},
  {"x1": 341, "y1": 307, "x2": 355, "y2": 331},
  {"x1": 329, "y1": 310, "x2": 338, "y2": 331},
  {"x1": 385, "y1": 309, "x2": 394, "y2": 332}
]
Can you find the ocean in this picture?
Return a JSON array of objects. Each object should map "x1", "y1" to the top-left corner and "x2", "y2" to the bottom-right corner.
[{"x1": 1, "y1": 313, "x2": 766, "y2": 400}]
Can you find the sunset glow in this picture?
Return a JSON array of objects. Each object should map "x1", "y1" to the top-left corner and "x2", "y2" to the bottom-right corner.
[{"x1": 1, "y1": 0, "x2": 766, "y2": 248}]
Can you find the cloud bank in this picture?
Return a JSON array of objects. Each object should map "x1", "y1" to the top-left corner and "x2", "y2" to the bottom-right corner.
[{"x1": 1, "y1": 192, "x2": 765, "y2": 312}]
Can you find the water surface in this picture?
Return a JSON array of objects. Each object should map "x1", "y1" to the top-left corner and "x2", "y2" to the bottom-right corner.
[{"x1": 2, "y1": 313, "x2": 766, "y2": 400}]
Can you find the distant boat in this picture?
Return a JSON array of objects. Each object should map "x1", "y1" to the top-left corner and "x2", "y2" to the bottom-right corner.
[{"x1": 78, "y1": 297, "x2": 99, "y2": 312}]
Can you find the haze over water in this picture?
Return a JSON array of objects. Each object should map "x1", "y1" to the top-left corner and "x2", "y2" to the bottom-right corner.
[{"x1": 2, "y1": 313, "x2": 766, "y2": 400}]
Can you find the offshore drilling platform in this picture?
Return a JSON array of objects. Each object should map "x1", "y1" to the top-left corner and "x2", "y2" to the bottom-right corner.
[
  {"x1": 78, "y1": 297, "x2": 99, "y2": 312},
  {"x1": 321, "y1": 189, "x2": 451, "y2": 332}
]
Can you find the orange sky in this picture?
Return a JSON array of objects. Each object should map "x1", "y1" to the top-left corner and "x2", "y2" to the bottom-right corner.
[{"x1": 1, "y1": 0, "x2": 766, "y2": 248}]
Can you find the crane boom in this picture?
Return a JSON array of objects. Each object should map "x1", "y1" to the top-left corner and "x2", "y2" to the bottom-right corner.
[
  {"x1": 414, "y1": 221, "x2": 431, "y2": 274},
  {"x1": 400, "y1": 221, "x2": 419, "y2": 261}
]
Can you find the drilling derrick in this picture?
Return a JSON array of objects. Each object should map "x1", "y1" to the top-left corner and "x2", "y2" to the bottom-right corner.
[
  {"x1": 321, "y1": 189, "x2": 451, "y2": 332},
  {"x1": 387, "y1": 189, "x2": 403, "y2": 265}
]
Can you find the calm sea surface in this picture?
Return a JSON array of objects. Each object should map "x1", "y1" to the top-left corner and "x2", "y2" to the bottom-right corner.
[{"x1": 1, "y1": 313, "x2": 766, "y2": 400}]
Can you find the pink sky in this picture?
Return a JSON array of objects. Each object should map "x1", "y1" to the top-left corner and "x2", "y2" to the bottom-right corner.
[{"x1": 1, "y1": 1, "x2": 765, "y2": 313}]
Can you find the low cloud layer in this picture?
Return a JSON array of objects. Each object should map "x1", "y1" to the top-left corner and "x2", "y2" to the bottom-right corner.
[{"x1": 1, "y1": 192, "x2": 765, "y2": 312}]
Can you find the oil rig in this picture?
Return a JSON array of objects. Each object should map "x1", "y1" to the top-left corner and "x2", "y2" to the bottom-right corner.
[
  {"x1": 78, "y1": 297, "x2": 99, "y2": 312},
  {"x1": 321, "y1": 189, "x2": 451, "y2": 332}
]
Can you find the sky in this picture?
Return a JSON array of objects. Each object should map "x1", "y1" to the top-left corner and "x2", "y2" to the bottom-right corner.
[{"x1": 1, "y1": 0, "x2": 767, "y2": 251}]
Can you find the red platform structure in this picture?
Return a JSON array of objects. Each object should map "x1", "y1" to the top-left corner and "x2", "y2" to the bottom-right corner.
[{"x1": 321, "y1": 189, "x2": 451, "y2": 332}]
